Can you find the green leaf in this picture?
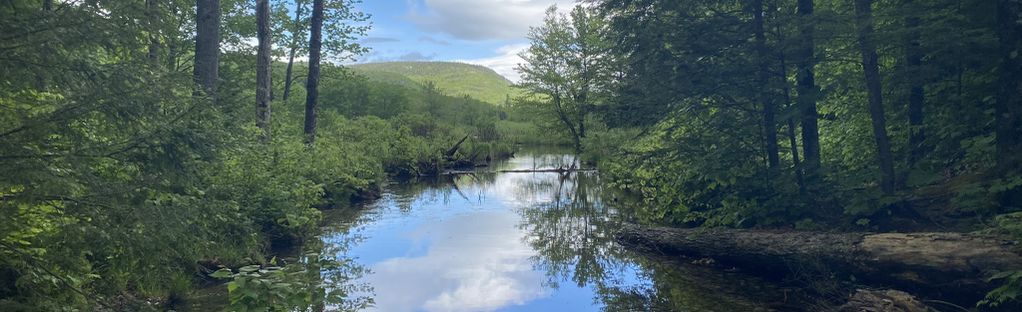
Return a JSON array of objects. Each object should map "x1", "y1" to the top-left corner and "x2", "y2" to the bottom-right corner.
[{"x1": 210, "y1": 268, "x2": 234, "y2": 279}]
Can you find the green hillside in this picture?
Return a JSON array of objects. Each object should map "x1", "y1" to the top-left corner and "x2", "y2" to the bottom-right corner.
[{"x1": 350, "y1": 61, "x2": 517, "y2": 105}]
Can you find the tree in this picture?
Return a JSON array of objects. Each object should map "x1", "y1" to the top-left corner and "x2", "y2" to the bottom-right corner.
[
  {"x1": 256, "y1": 0, "x2": 272, "y2": 139},
  {"x1": 517, "y1": 5, "x2": 610, "y2": 151},
  {"x1": 518, "y1": 7, "x2": 578, "y2": 150},
  {"x1": 277, "y1": 0, "x2": 370, "y2": 101},
  {"x1": 281, "y1": 0, "x2": 307, "y2": 101},
  {"x1": 145, "y1": 0, "x2": 160, "y2": 63},
  {"x1": 423, "y1": 80, "x2": 443, "y2": 116},
  {"x1": 795, "y1": 0, "x2": 821, "y2": 175},
  {"x1": 565, "y1": 6, "x2": 611, "y2": 142},
  {"x1": 996, "y1": 0, "x2": 1022, "y2": 174},
  {"x1": 304, "y1": 0, "x2": 324, "y2": 145},
  {"x1": 903, "y1": 0, "x2": 925, "y2": 171},
  {"x1": 752, "y1": 0, "x2": 779, "y2": 169},
  {"x1": 1, "y1": 0, "x2": 392, "y2": 309},
  {"x1": 778, "y1": 29, "x2": 807, "y2": 193},
  {"x1": 854, "y1": 0, "x2": 896, "y2": 194},
  {"x1": 194, "y1": 0, "x2": 220, "y2": 100}
]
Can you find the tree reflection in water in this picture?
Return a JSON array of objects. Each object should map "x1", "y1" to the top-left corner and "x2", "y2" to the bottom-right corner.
[
  {"x1": 307, "y1": 149, "x2": 800, "y2": 311},
  {"x1": 518, "y1": 169, "x2": 792, "y2": 311}
]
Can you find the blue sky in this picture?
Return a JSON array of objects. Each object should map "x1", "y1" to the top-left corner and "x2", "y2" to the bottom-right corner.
[{"x1": 350, "y1": 0, "x2": 577, "y2": 82}]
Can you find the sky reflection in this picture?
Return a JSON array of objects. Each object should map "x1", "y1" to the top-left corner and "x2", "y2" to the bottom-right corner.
[
  {"x1": 327, "y1": 150, "x2": 631, "y2": 312},
  {"x1": 368, "y1": 211, "x2": 546, "y2": 312}
]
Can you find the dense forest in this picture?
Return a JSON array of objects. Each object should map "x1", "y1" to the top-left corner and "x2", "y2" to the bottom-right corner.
[
  {"x1": 0, "y1": 0, "x2": 539, "y2": 310},
  {"x1": 2, "y1": 0, "x2": 1022, "y2": 310},
  {"x1": 511, "y1": 0, "x2": 1022, "y2": 309}
]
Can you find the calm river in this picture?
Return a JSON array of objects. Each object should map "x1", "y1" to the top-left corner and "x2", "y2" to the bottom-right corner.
[{"x1": 312, "y1": 147, "x2": 793, "y2": 312}]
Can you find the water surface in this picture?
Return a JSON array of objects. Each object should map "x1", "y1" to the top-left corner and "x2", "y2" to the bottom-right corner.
[{"x1": 322, "y1": 147, "x2": 787, "y2": 312}]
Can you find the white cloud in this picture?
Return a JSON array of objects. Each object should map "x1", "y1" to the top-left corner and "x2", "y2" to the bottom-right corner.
[
  {"x1": 418, "y1": 36, "x2": 452, "y2": 46},
  {"x1": 458, "y1": 44, "x2": 529, "y2": 83},
  {"x1": 363, "y1": 211, "x2": 549, "y2": 312},
  {"x1": 360, "y1": 37, "x2": 401, "y2": 44},
  {"x1": 409, "y1": 0, "x2": 577, "y2": 40}
]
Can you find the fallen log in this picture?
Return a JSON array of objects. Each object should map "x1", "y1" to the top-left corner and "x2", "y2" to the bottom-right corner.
[
  {"x1": 498, "y1": 168, "x2": 596, "y2": 173},
  {"x1": 443, "y1": 168, "x2": 597, "y2": 175},
  {"x1": 615, "y1": 224, "x2": 1022, "y2": 304}
]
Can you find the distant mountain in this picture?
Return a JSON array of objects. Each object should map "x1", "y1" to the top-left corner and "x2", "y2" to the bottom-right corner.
[{"x1": 350, "y1": 62, "x2": 517, "y2": 105}]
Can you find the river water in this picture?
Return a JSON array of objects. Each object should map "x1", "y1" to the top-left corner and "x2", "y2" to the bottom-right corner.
[{"x1": 312, "y1": 147, "x2": 795, "y2": 312}]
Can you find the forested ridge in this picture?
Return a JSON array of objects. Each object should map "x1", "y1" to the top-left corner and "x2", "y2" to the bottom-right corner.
[{"x1": 350, "y1": 62, "x2": 520, "y2": 106}]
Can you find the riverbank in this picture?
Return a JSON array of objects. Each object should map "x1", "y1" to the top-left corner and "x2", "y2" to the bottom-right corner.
[
  {"x1": 189, "y1": 148, "x2": 835, "y2": 311},
  {"x1": 615, "y1": 224, "x2": 1022, "y2": 311}
]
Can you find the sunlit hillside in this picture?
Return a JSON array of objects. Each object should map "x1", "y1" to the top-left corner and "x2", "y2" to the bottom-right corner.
[{"x1": 351, "y1": 61, "x2": 519, "y2": 105}]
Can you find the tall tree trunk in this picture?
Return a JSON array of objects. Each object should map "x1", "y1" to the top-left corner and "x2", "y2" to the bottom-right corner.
[
  {"x1": 167, "y1": 4, "x2": 180, "y2": 70},
  {"x1": 903, "y1": 0, "x2": 925, "y2": 172},
  {"x1": 996, "y1": 0, "x2": 1022, "y2": 174},
  {"x1": 855, "y1": 0, "x2": 896, "y2": 195},
  {"x1": 255, "y1": 0, "x2": 272, "y2": 140},
  {"x1": 38, "y1": 0, "x2": 54, "y2": 89},
  {"x1": 168, "y1": 41, "x2": 178, "y2": 70},
  {"x1": 553, "y1": 92, "x2": 581, "y2": 152},
  {"x1": 304, "y1": 0, "x2": 324, "y2": 145},
  {"x1": 787, "y1": 115, "x2": 806, "y2": 193},
  {"x1": 780, "y1": 53, "x2": 806, "y2": 194},
  {"x1": 577, "y1": 92, "x2": 587, "y2": 141},
  {"x1": 753, "y1": 0, "x2": 779, "y2": 169},
  {"x1": 146, "y1": 0, "x2": 160, "y2": 63},
  {"x1": 795, "y1": 0, "x2": 821, "y2": 175},
  {"x1": 282, "y1": 1, "x2": 305, "y2": 102},
  {"x1": 194, "y1": 0, "x2": 220, "y2": 101}
]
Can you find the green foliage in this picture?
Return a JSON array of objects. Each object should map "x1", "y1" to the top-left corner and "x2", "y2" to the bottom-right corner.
[
  {"x1": 522, "y1": 0, "x2": 1022, "y2": 306},
  {"x1": 579, "y1": 126, "x2": 639, "y2": 165},
  {"x1": 976, "y1": 212, "x2": 1022, "y2": 308},
  {"x1": 350, "y1": 62, "x2": 520, "y2": 106},
  {"x1": 990, "y1": 212, "x2": 1022, "y2": 238},
  {"x1": 980, "y1": 270, "x2": 1022, "y2": 308},
  {"x1": 560, "y1": 0, "x2": 1019, "y2": 232},
  {"x1": 0, "y1": 0, "x2": 526, "y2": 310},
  {"x1": 269, "y1": 0, "x2": 370, "y2": 62},
  {"x1": 516, "y1": 5, "x2": 615, "y2": 150},
  {"x1": 211, "y1": 250, "x2": 372, "y2": 312}
]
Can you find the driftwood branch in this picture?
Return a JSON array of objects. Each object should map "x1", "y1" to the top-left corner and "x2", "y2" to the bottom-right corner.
[{"x1": 444, "y1": 135, "x2": 469, "y2": 158}]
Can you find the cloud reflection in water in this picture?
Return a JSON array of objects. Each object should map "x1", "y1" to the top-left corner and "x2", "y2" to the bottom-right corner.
[
  {"x1": 347, "y1": 152, "x2": 586, "y2": 312},
  {"x1": 364, "y1": 211, "x2": 548, "y2": 312}
]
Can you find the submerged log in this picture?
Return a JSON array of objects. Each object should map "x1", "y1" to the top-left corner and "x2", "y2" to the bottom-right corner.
[
  {"x1": 616, "y1": 225, "x2": 1022, "y2": 303},
  {"x1": 836, "y1": 289, "x2": 934, "y2": 312}
]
